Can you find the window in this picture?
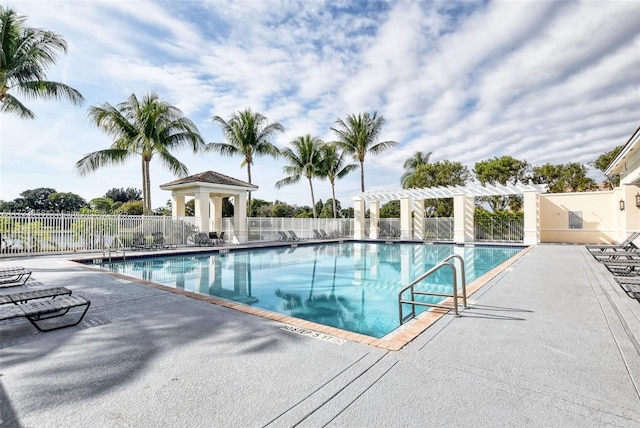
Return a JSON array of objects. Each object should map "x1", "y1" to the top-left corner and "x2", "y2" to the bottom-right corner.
[{"x1": 569, "y1": 211, "x2": 583, "y2": 229}]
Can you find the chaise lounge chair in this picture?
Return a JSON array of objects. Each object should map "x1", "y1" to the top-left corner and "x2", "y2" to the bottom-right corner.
[
  {"x1": 278, "y1": 231, "x2": 289, "y2": 241},
  {"x1": 131, "y1": 232, "x2": 150, "y2": 250},
  {"x1": 195, "y1": 232, "x2": 214, "y2": 246},
  {"x1": 0, "y1": 287, "x2": 90, "y2": 332},
  {"x1": 288, "y1": 231, "x2": 307, "y2": 241},
  {"x1": 586, "y1": 232, "x2": 640, "y2": 253},
  {"x1": 613, "y1": 277, "x2": 640, "y2": 300},
  {"x1": 0, "y1": 266, "x2": 32, "y2": 287},
  {"x1": 152, "y1": 232, "x2": 177, "y2": 250}
]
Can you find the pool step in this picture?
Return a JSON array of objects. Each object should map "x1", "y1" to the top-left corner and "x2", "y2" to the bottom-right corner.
[{"x1": 264, "y1": 350, "x2": 397, "y2": 427}]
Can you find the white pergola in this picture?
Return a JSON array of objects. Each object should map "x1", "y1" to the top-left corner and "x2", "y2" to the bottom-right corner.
[
  {"x1": 160, "y1": 171, "x2": 257, "y2": 244},
  {"x1": 351, "y1": 183, "x2": 548, "y2": 245}
]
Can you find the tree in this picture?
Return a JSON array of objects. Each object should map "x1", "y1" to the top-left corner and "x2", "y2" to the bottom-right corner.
[
  {"x1": 0, "y1": 6, "x2": 84, "y2": 119},
  {"x1": 76, "y1": 92, "x2": 205, "y2": 215},
  {"x1": 331, "y1": 111, "x2": 398, "y2": 192},
  {"x1": 591, "y1": 145, "x2": 623, "y2": 189},
  {"x1": 318, "y1": 143, "x2": 358, "y2": 218},
  {"x1": 104, "y1": 187, "x2": 142, "y2": 203},
  {"x1": 16, "y1": 188, "x2": 56, "y2": 211},
  {"x1": 208, "y1": 108, "x2": 283, "y2": 212},
  {"x1": 275, "y1": 135, "x2": 324, "y2": 218},
  {"x1": 320, "y1": 198, "x2": 342, "y2": 218},
  {"x1": 380, "y1": 200, "x2": 400, "y2": 218},
  {"x1": 87, "y1": 197, "x2": 118, "y2": 214},
  {"x1": 405, "y1": 161, "x2": 472, "y2": 217},
  {"x1": 474, "y1": 156, "x2": 531, "y2": 212},
  {"x1": 532, "y1": 162, "x2": 598, "y2": 193},
  {"x1": 47, "y1": 192, "x2": 87, "y2": 213},
  {"x1": 401, "y1": 151, "x2": 432, "y2": 188},
  {"x1": 115, "y1": 200, "x2": 144, "y2": 215}
]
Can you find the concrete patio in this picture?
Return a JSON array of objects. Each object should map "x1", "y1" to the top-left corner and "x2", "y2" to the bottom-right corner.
[{"x1": 1, "y1": 244, "x2": 640, "y2": 427}]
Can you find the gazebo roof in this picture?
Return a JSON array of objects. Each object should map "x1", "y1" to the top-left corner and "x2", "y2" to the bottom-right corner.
[
  {"x1": 160, "y1": 170, "x2": 258, "y2": 192},
  {"x1": 353, "y1": 183, "x2": 548, "y2": 202}
]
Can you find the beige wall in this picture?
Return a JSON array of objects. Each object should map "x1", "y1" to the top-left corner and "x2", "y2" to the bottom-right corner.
[{"x1": 540, "y1": 187, "x2": 640, "y2": 244}]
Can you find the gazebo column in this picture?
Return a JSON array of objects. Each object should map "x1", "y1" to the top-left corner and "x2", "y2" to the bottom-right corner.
[
  {"x1": 194, "y1": 191, "x2": 210, "y2": 232},
  {"x1": 400, "y1": 197, "x2": 412, "y2": 240},
  {"x1": 234, "y1": 192, "x2": 248, "y2": 243},
  {"x1": 211, "y1": 196, "x2": 223, "y2": 232},
  {"x1": 353, "y1": 197, "x2": 366, "y2": 239},
  {"x1": 413, "y1": 199, "x2": 425, "y2": 240},
  {"x1": 523, "y1": 190, "x2": 540, "y2": 245},
  {"x1": 369, "y1": 201, "x2": 380, "y2": 239},
  {"x1": 454, "y1": 195, "x2": 474, "y2": 243},
  {"x1": 171, "y1": 192, "x2": 186, "y2": 217}
]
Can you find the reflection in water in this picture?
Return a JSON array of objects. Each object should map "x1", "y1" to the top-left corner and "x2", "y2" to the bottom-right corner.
[{"x1": 98, "y1": 243, "x2": 522, "y2": 338}]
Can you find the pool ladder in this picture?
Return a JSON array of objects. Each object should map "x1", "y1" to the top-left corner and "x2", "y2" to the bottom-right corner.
[
  {"x1": 398, "y1": 254, "x2": 468, "y2": 324},
  {"x1": 102, "y1": 236, "x2": 126, "y2": 262}
]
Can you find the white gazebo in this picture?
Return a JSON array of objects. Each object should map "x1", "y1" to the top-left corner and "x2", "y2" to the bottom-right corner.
[
  {"x1": 160, "y1": 171, "x2": 258, "y2": 244},
  {"x1": 352, "y1": 183, "x2": 548, "y2": 245}
]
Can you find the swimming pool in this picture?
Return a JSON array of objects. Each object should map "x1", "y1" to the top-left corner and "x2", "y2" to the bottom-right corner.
[{"x1": 93, "y1": 242, "x2": 522, "y2": 338}]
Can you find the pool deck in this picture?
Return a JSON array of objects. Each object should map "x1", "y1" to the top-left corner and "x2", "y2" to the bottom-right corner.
[{"x1": 2, "y1": 243, "x2": 640, "y2": 427}]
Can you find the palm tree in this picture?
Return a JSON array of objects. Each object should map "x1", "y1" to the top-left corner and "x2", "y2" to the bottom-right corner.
[
  {"x1": 275, "y1": 135, "x2": 324, "y2": 218},
  {"x1": 0, "y1": 6, "x2": 84, "y2": 119},
  {"x1": 318, "y1": 143, "x2": 358, "y2": 218},
  {"x1": 331, "y1": 111, "x2": 398, "y2": 192},
  {"x1": 401, "y1": 151, "x2": 432, "y2": 188},
  {"x1": 75, "y1": 92, "x2": 205, "y2": 215},
  {"x1": 208, "y1": 108, "x2": 283, "y2": 213}
]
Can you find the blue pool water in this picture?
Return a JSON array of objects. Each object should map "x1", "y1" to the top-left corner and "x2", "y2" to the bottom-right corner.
[{"x1": 94, "y1": 242, "x2": 522, "y2": 338}]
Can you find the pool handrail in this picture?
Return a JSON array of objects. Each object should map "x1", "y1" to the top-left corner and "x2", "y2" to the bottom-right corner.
[{"x1": 398, "y1": 254, "x2": 468, "y2": 323}]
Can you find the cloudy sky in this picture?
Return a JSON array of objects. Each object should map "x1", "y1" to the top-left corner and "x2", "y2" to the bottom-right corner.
[{"x1": 2, "y1": 0, "x2": 639, "y2": 210}]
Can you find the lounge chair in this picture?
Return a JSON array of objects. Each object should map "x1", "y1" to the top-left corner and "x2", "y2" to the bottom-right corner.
[
  {"x1": 288, "y1": 231, "x2": 305, "y2": 241},
  {"x1": 0, "y1": 266, "x2": 32, "y2": 287},
  {"x1": 278, "y1": 231, "x2": 289, "y2": 241},
  {"x1": 613, "y1": 277, "x2": 640, "y2": 300},
  {"x1": 131, "y1": 232, "x2": 149, "y2": 250},
  {"x1": 592, "y1": 250, "x2": 640, "y2": 262},
  {"x1": 586, "y1": 232, "x2": 640, "y2": 253},
  {"x1": 313, "y1": 229, "x2": 323, "y2": 239},
  {"x1": 601, "y1": 259, "x2": 640, "y2": 276},
  {"x1": 217, "y1": 232, "x2": 225, "y2": 245},
  {"x1": 319, "y1": 229, "x2": 332, "y2": 239},
  {"x1": 0, "y1": 291, "x2": 90, "y2": 332},
  {"x1": 0, "y1": 287, "x2": 71, "y2": 305},
  {"x1": 195, "y1": 232, "x2": 214, "y2": 246},
  {"x1": 152, "y1": 232, "x2": 177, "y2": 250}
]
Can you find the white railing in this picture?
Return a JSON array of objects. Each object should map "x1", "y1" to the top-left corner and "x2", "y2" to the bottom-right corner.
[
  {"x1": 0, "y1": 212, "x2": 200, "y2": 256},
  {"x1": 421, "y1": 217, "x2": 454, "y2": 241},
  {"x1": 240, "y1": 217, "x2": 354, "y2": 241},
  {"x1": 474, "y1": 218, "x2": 524, "y2": 242}
]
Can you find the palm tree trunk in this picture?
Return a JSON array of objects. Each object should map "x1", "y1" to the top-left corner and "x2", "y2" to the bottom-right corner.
[
  {"x1": 360, "y1": 160, "x2": 365, "y2": 192},
  {"x1": 308, "y1": 177, "x2": 316, "y2": 218},
  {"x1": 331, "y1": 179, "x2": 337, "y2": 219},
  {"x1": 143, "y1": 158, "x2": 152, "y2": 215},
  {"x1": 246, "y1": 162, "x2": 252, "y2": 216}
]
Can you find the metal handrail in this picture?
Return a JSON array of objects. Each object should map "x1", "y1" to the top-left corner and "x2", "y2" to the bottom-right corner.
[
  {"x1": 103, "y1": 236, "x2": 126, "y2": 262},
  {"x1": 398, "y1": 254, "x2": 467, "y2": 323}
]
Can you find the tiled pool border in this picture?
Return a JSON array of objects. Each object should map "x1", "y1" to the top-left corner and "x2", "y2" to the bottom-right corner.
[{"x1": 73, "y1": 241, "x2": 533, "y2": 351}]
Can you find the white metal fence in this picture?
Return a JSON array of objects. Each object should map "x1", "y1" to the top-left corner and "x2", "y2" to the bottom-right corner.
[
  {"x1": 242, "y1": 217, "x2": 354, "y2": 241},
  {"x1": 475, "y1": 218, "x2": 524, "y2": 242},
  {"x1": 0, "y1": 213, "x2": 199, "y2": 256},
  {"x1": 0, "y1": 212, "x2": 524, "y2": 256}
]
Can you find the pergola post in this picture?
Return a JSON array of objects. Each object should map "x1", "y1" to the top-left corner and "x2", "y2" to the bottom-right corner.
[
  {"x1": 454, "y1": 195, "x2": 475, "y2": 243},
  {"x1": 413, "y1": 199, "x2": 425, "y2": 240},
  {"x1": 171, "y1": 192, "x2": 185, "y2": 217},
  {"x1": 369, "y1": 201, "x2": 380, "y2": 239},
  {"x1": 353, "y1": 197, "x2": 366, "y2": 239},
  {"x1": 194, "y1": 190, "x2": 210, "y2": 232},
  {"x1": 234, "y1": 192, "x2": 248, "y2": 243},
  {"x1": 211, "y1": 196, "x2": 223, "y2": 232},
  {"x1": 400, "y1": 197, "x2": 412, "y2": 240}
]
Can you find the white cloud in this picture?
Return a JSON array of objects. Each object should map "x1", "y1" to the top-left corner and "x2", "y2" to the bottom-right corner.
[{"x1": 2, "y1": 0, "x2": 639, "y2": 209}]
